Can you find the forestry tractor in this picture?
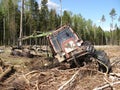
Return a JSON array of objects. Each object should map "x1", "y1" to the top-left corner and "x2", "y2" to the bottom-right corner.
[{"x1": 11, "y1": 25, "x2": 111, "y2": 73}]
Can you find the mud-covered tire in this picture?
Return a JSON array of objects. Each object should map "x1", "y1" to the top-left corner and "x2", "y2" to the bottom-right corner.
[
  {"x1": 82, "y1": 41, "x2": 95, "y2": 53},
  {"x1": 94, "y1": 50, "x2": 112, "y2": 73}
]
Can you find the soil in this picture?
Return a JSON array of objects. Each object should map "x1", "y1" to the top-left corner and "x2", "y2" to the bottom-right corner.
[{"x1": 0, "y1": 45, "x2": 120, "y2": 90}]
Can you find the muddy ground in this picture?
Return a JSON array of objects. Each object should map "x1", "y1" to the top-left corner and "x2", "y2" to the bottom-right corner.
[{"x1": 0, "y1": 45, "x2": 120, "y2": 90}]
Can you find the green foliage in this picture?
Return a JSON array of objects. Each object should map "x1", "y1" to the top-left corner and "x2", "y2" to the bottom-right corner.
[
  {"x1": 0, "y1": 0, "x2": 120, "y2": 45},
  {"x1": 62, "y1": 10, "x2": 72, "y2": 25},
  {"x1": 109, "y1": 8, "x2": 117, "y2": 20},
  {"x1": 48, "y1": 9, "x2": 58, "y2": 30},
  {"x1": 39, "y1": 0, "x2": 49, "y2": 32}
]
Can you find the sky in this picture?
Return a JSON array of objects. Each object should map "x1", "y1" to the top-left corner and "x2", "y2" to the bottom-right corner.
[{"x1": 37, "y1": 0, "x2": 120, "y2": 31}]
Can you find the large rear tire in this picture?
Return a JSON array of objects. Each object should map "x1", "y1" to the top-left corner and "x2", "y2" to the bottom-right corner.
[{"x1": 94, "y1": 50, "x2": 112, "y2": 73}]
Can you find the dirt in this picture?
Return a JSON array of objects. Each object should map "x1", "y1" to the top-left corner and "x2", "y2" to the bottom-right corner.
[{"x1": 0, "y1": 46, "x2": 120, "y2": 90}]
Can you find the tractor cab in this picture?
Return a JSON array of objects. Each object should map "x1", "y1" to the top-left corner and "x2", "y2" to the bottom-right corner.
[{"x1": 48, "y1": 25, "x2": 85, "y2": 62}]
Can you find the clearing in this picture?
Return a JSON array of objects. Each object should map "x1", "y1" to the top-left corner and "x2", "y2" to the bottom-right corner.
[{"x1": 0, "y1": 45, "x2": 120, "y2": 90}]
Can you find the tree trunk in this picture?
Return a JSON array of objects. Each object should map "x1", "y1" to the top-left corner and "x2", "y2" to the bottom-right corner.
[
  {"x1": 3, "y1": 18, "x2": 6, "y2": 46},
  {"x1": 19, "y1": 0, "x2": 24, "y2": 46}
]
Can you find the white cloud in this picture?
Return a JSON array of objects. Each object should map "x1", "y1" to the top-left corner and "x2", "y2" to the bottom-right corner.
[
  {"x1": 102, "y1": 26, "x2": 110, "y2": 31},
  {"x1": 47, "y1": 0, "x2": 60, "y2": 10},
  {"x1": 97, "y1": 19, "x2": 101, "y2": 23},
  {"x1": 38, "y1": 0, "x2": 60, "y2": 10}
]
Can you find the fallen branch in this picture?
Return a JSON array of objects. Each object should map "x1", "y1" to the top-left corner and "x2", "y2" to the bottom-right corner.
[
  {"x1": 58, "y1": 69, "x2": 80, "y2": 90},
  {"x1": 111, "y1": 59, "x2": 120, "y2": 66},
  {"x1": 110, "y1": 73, "x2": 120, "y2": 78},
  {"x1": 93, "y1": 81, "x2": 120, "y2": 90},
  {"x1": 25, "y1": 70, "x2": 40, "y2": 76},
  {"x1": 35, "y1": 80, "x2": 39, "y2": 90},
  {"x1": 0, "y1": 66, "x2": 13, "y2": 81}
]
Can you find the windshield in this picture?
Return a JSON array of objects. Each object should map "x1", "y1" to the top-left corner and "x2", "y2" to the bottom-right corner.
[
  {"x1": 51, "y1": 28, "x2": 76, "y2": 52},
  {"x1": 57, "y1": 28, "x2": 76, "y2": 45}
]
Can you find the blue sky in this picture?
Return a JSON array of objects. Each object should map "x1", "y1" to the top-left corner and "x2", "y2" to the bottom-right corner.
[{"x1": 38, "y1": 0, "x2": 120, "y2": 31}]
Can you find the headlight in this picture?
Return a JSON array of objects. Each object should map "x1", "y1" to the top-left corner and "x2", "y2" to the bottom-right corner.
[
  {"x1": 77, "y1": 40, "x2": 83, "y2": 46},
  {"x1": 64, "y1": 41, "x2": 76, "y2": 53}
]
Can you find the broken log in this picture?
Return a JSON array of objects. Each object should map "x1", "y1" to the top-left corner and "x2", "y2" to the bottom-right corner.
[
  {"x1": 0, "y1": 66, "x2": 14, "y2": 81},
  {"x1": 0, "y1": 49, "x2": 4, "y2": 53},
  {"x1": 110, "y1": 73, "x2": 120, "y2": 78},
  {"x1": 0, "y1": 66, "x2": 3, "y2": 74},
  {"x1": 93, "y1": 81, "x2": 120, "y2": 90}
]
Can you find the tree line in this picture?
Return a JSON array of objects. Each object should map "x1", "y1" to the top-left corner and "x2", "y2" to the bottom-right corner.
[{"x1": 0, "y1": 0, "x2": 120, "y2": 46}]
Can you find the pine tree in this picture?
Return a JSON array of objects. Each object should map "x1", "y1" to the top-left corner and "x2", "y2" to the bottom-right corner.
[
  {"x1": 62, "y1": 10, "x2": 72, "y2": 25},
  {"x1": 39, "y1": 0, "x2": 49, "y2": 32},
  {"x1": 109, "y1": 8, "x2": 117, "y2": 44},
  {"x1": 100, "y1": 15, "x2": 106, "y2": 44}
]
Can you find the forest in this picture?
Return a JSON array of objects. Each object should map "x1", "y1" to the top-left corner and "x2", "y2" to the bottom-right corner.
[
  {"x1": 0, "y1": 1, "x2": 120, "y2": 90},
  {"x1": 0, "y1": 0, "x2": 120, "y2": 46}
]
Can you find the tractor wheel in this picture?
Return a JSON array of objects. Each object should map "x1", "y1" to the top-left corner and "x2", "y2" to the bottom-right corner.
[
  {"x1": 82, "y1": 41, "x2": 95, "y2": 53},
  {"x1": 94, "y1": 50, "x2": 112, "y2": 73}
]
